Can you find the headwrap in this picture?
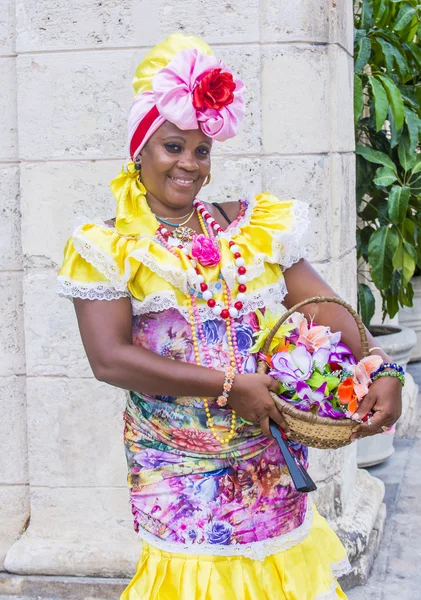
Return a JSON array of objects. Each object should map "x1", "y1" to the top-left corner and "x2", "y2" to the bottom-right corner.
[
  {"x1": 128, "y1": 32, "x2": 245, "y2": 158},
  {"x1": 112, "y1": 33, "x2": 246, "y2": 236}
]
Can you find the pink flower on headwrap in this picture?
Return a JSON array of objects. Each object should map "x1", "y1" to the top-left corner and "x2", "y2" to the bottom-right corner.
[{"x1": 152, "y1": 48, "x2": 245, "y2": 142}]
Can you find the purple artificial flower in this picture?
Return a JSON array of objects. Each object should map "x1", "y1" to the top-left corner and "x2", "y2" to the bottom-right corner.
[
  {"x1": 329, "y1": 341, "x2": 357, "y2": 368},
  {"x1": 206, "y1": 520, "x2": 233, "y2": 545},
  {"x1": 293, "y1": 381, "x2": 346, "y2": 419},
  {"x1": 312, "y1": 347, "x2": 330, "y2": 370},
  {"x1": 270, "y1": 345, "x2": 313, "y2": 385}
]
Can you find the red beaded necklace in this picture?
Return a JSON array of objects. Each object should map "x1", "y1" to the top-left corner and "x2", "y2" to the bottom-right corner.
[{"x1": 155, "y1": 200, "x2": 248, "y2": 444}]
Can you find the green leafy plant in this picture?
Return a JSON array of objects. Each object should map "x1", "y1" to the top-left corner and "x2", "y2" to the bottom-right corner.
[{"x1": 354, "y1": 0, "x2": 421, "y2": 327}]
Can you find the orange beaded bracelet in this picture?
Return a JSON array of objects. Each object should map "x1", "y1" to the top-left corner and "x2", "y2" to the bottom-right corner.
[{"x1": 216, "y1": 365, "x2": 236, "y2": 407}]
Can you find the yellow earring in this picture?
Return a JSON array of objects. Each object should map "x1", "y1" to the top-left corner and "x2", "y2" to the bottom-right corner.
[{"x1": 203, "y1": 173, "x2": 212, "y2": 186}]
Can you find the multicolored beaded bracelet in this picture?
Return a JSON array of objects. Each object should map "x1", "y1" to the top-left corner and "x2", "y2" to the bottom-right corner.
[
  {"x1": 372, "y1": 361, "x2": 405, "y2": 377},
  {"x1": 216, "y1": 365, "x2": 236, "y2": 407},
  {"x1": 372, "y1": 370, "x2": 405, "y2": 386}
]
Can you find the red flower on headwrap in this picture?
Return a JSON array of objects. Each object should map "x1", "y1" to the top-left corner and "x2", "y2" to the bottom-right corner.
[{"x1": 192, "y1": 69, "x2": 236, "y2": 111}]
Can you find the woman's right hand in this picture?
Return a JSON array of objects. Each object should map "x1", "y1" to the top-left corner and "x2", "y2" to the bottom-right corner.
[{"x1": 228, "y1": 373, "x2": 290, "y2": 438}]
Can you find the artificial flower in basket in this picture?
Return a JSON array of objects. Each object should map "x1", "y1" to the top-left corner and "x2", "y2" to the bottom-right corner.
[{"x1": 255, "y1": 297, "x2": 386, "y2": 450}]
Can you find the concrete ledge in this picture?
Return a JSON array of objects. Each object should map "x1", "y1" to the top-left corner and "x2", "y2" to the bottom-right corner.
[
  {"x1": 339, "y1": 502, "x2": 386, "y2": 590},
  {"x1": 0, "y1": 573, "x2": 129, "y2": 599}
]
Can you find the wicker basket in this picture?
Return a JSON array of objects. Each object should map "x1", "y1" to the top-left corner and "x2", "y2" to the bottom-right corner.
[{"x1": 257, "y1": 295, "x2": 369, "y2": 449}]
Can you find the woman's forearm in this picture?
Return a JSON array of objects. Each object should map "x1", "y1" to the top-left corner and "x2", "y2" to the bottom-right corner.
[
  {"x1": 73, "y1": 297, "x2": 225, "y2": 398},
  {"x1": 94, "y1": 343, "x2": 225, "y2": 398}
]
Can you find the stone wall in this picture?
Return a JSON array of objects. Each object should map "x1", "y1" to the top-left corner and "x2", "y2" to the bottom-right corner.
[{"x1": 1, "y1": 0, "x2": 384, "y2": 582}]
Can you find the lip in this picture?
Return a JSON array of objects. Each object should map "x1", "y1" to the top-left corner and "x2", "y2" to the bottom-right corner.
[{"x1": 168, "y1": 175, "x2": 196, "y2": 188}]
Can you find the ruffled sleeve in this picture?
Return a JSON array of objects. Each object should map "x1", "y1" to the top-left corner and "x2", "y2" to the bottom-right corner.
[
  {"x1": 221, "y1": 192, "x2": 309, "y2": 284},
  {"x1": 56, "y1": 222, "x2": 136, "y2": 301}
]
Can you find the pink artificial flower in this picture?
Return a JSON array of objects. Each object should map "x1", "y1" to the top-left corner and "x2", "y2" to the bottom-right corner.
[
  {"x1": 191, "y1": 234, "x2": 221, "y2": 267},
  {"x1": 171, "y1": 428, "x2": 221, "y2": 452},
  {"x1": 291, "y1": 313, "x2": 331, "y2": 352},
  {"x1": 152, "y1": 48, "x2": 245, "y2": 142},
  {"x1": 350, "y1": 355, "x2": 383, "y2": 400}
]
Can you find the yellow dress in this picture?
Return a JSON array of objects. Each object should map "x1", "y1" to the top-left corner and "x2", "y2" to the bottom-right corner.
[{"x1": 57, "y1": 167, "x2": 350, "y2": 599}]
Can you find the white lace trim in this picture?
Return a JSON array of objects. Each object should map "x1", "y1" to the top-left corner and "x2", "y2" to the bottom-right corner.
[
  {"x1": 331, "y1": 556, "x2": 352, "y2": 578},
  {"x1": 70, "y1": 196, "x2": 308, "y2": 297},
  {"x1": 72, "y1": 226, "x2": 128, "y2": 292},
  {"x1": 136, "y1": 500, "x2": 313, "y2": 561},
  {"x1": 56, "y1": 276, "x2": 130, "y2": 301},
  {"x1": 131, "y1": 278, "x2": 288, "y2": 322}
]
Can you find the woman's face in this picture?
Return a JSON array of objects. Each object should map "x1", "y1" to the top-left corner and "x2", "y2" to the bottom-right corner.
[{"x1": 139, "y1": 121, "x2": 212, "y2": 214}]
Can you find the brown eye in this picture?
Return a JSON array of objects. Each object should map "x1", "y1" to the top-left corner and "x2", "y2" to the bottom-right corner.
[
  {"x1": 165, "y1": 143, "x2": 181, "y2": 153},
  {"x1": 196, "y1": 146, "x2": 210, "y2": 157}
]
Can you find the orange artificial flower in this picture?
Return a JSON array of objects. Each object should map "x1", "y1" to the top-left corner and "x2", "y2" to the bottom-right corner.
[
  {"x1": 338, "y1": 377, "x2": 359, "y2": 414},
  {"x1": 275, "y1": 340, "x2": 291, "y2": 353}
]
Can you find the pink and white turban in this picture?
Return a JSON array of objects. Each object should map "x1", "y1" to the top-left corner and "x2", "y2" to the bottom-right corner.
[{"x1": 128, "y1": 46, "x2": 245, "y2": 159}]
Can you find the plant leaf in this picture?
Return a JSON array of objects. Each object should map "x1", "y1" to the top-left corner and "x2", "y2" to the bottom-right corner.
[
  {"x1": 388, "y1": 185, "x2": 410, "y2": 224},
  {"x1": 369, "y1": 76, "x2": 389, "y2": 131},
  {"x1": 355, "y1": 145, "x2": 397, "y2": 169},
  {"x1": 375, "y1": 36, "x2": 409, "y2": 78},
  {"x1": 358, "y1": 283, "x2": 376, "y2": 327},
  {"x1": 406, "y1": 41, "x2": 421, "y2": 70},
  {"x1": 378, "y1": 75, "x2": 405, "y2": 130},
  {"x1": 404, "y1": 107, "x2": 420, "y2": 153},
  {"x1": 393, "y1": 3, "x2": 416, "y2": 31},
  {"x1": 410, "y1": 155, "x2": 421, "y2": 175},
  {"x1": 361, "y1": 0, "x2": 374, "y2": 30},
  {"x1": 398, "y1": 131, "x2": 417, "y2": 171},
  {"x1": 355, "y1": 37, "x2": 372, "y2": 73},
  {"x1": 354, "y1": 74, "x2": 365, "y2": 125},
  {"x1": 374, "y1": 165, "x2": 399, "y2": 187},
  {"x1": 402, "y1": 217, "x2": 415, "y2": 244},
  {"x1": 368, "y1": 226, "x2": 400, "y2": 289},
  {"x1": 393, "y1": 240, "x2": 416, "y2": 283}
]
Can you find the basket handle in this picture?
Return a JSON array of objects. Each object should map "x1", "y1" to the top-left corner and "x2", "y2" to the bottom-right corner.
[{"x1": 257, "y1": 295, "x2": 369, "y2": 374}]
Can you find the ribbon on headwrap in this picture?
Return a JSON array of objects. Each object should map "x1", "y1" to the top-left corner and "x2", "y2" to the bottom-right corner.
[{"x1": 110, "y1": 162, "x2": 157, "y2": 236}]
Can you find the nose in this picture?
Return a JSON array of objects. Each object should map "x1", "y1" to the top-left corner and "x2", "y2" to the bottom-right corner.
[{"x1": 177, "y1": 151, "x2": 199, "y2": 172}]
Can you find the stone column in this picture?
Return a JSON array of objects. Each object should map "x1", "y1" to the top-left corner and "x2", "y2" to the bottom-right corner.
[
  {"x1": 0, "y1": 0, "x2": 29, "y2": 568},
  {"x1": 260, "y1": 0, "x2": 385, "y2": 586},
  {"x1": 4, "y1": 0, "x2": 263, "y2": 578}
]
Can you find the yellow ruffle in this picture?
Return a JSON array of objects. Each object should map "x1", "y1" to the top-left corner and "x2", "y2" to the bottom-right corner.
[
  {"x1": 57, "y1": 189, "x2": 308, "y2": 314},
  {"x1": 120, "y1": 507, "x2": 349, "y2": 600}
]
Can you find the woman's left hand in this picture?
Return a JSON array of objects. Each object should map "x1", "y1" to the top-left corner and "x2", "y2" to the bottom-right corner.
[{"x1": 350, "y1": 376, "x2": 403, "y2": 442}]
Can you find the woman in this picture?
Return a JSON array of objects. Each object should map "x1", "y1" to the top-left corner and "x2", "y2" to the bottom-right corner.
[{"x1": 57, "y1": 33, "x2": 402, "y2": 600}]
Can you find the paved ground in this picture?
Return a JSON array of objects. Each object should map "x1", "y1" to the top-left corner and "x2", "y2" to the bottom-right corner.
[{"x1": 347, "y1": 361, "x2": 421, "y2": 600}]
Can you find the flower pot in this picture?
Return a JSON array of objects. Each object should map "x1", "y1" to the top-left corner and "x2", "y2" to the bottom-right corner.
[
  {"x1": 398, "y1": 275, "x2": 421, "y2": 362},
  {"x1": 357, "y1": 425, "x2": 396, "y2": 468},
  {"x1": 357, "y1": 325, "x2": 417, "y2": 467},
  {"x1": 368, "y1": 324, "x2": 416, "y2": 369}
]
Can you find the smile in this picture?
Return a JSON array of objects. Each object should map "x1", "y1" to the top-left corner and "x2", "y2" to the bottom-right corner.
[{"x1": 168, "y1": 176, "x2": 195, "y2": 186}]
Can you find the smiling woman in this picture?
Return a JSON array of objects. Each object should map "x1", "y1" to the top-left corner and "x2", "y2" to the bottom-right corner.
[{"x1": 56, "y1": 31, "x2": 402, "y2": 600}]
